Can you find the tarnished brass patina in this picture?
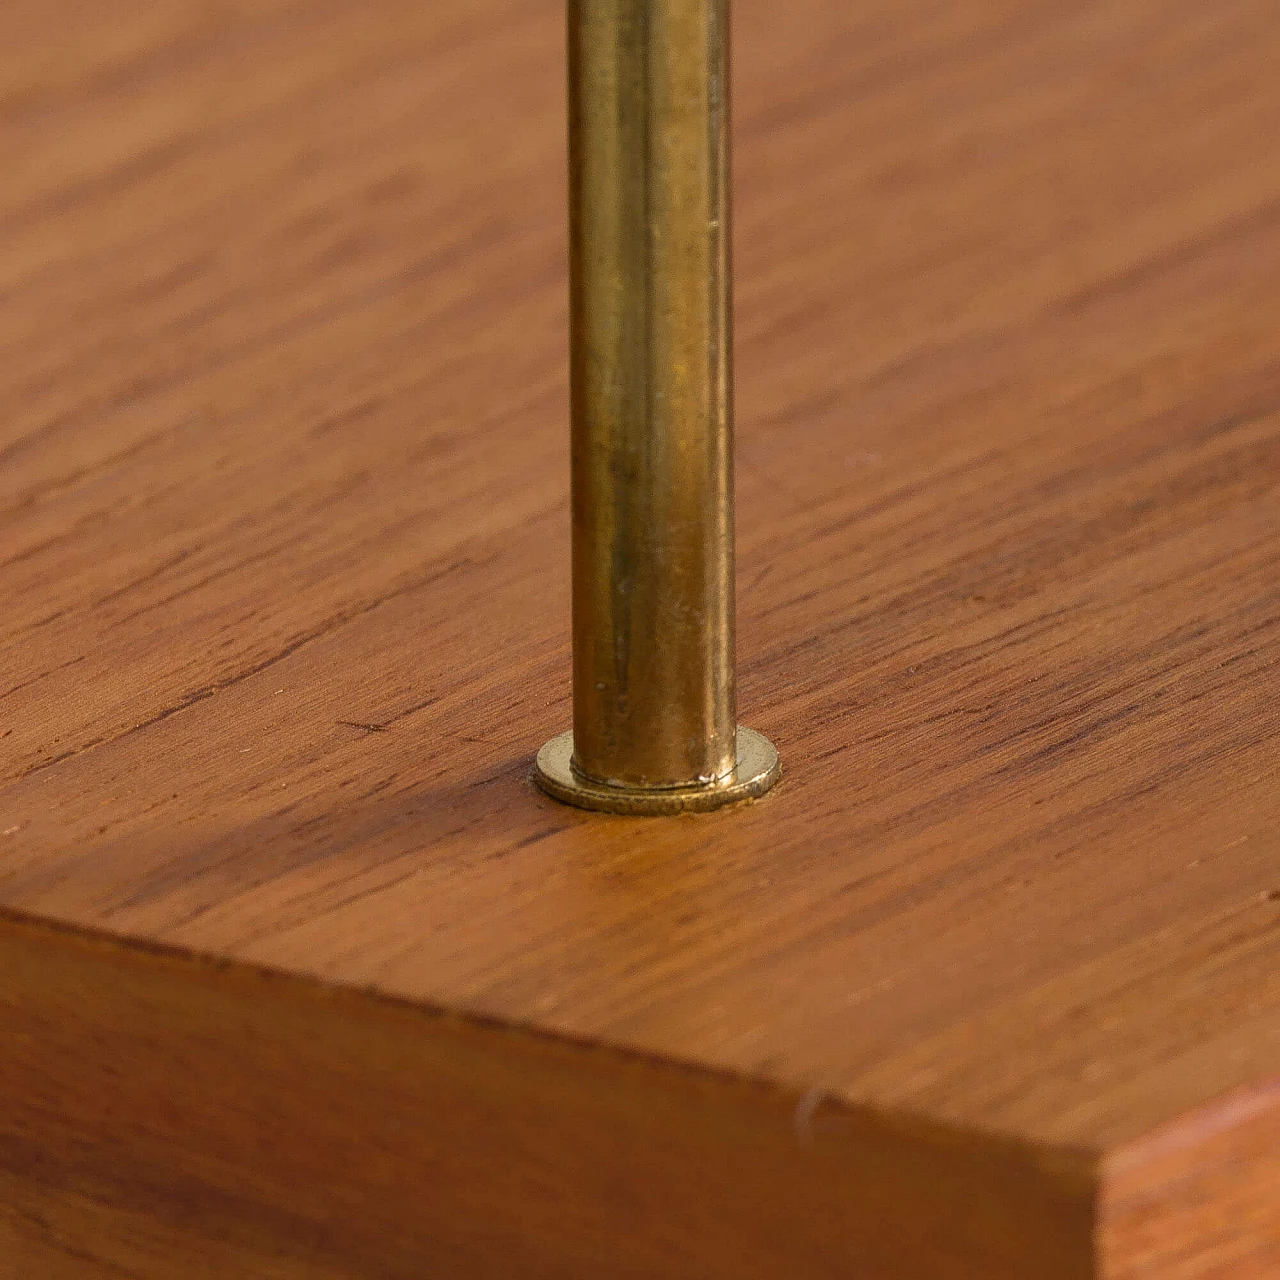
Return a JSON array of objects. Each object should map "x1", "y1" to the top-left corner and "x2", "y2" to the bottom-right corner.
[{"x1": 534, "y1": 0, "x2": 780, "y2": 814}]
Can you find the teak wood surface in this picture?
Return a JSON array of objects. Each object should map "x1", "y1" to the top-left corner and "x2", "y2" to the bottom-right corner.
[{"x1": 2, "y1": 1, "x2": 1279, "y2": 1276}]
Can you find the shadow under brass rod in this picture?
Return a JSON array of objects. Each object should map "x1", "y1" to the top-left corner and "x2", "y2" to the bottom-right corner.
[{"x1": 533, "y1": 0, "x2": 780, "y2": 815}]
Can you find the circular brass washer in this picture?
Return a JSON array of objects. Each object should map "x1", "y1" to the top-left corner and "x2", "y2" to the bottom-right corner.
[{"x1": 532, "y1": 727, "x2": 781, "y2": 815}]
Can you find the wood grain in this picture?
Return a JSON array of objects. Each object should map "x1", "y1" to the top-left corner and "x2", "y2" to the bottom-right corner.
[
  {"x1": 1, "y1": 0, "x2": 1279, "y2": 1274},
  {"x1": 0, "y1": 909, "x2": 1094, "y2": 1280},
  {"x1": 1104, "y1": 1085, "x2": 1280, "y2": 1278}
]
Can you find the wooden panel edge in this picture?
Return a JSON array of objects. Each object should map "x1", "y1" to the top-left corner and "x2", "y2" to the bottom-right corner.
[
  {"x1": 1100, "y1": 1079, "x2": 1280, "y2": 1278},
  {"x1": 0, "y1": 907, "x2": 1094, "y2": 1279}
]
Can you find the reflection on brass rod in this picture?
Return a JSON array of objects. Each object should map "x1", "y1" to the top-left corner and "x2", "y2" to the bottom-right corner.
[{"x1": 533, "y1": 0, "x2": 780, "y2": 815}]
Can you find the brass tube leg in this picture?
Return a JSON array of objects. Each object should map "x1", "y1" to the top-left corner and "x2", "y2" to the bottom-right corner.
[{"x1": 534, "y1": 0, "x2": 780, "y2": 815}]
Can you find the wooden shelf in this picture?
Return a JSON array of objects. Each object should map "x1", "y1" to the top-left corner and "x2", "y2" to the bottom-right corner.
[{"x1": 2, "y1": 1, "x2": 1278, "y2": 1275}]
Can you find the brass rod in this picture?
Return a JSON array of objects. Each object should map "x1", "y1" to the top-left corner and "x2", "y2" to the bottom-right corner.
[{"x1": 534, "y1": 0, "x2": 779, "y2": 814}]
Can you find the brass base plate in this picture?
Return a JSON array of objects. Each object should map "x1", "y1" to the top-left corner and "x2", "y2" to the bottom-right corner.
[{"x1": 532, "y1": 728, "x2": 781, "y2": 815}]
